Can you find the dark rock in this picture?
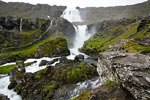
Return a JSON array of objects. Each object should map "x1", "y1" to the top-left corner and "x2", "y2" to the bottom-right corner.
[
  {"x1": 59, "y1": 56, "x2": 68, "y2": 63},
  {"x1": 90, "y1": 86, "x2": 134, "y2": 100},
  {"x1": 39, "y1": 60, "x2": 48, "y2": 66},
  {"x1": 84, "y1": 58, "x2": 97, "y2": 67},
  {"x1": 15, "y1": 61, "x2": 25, "y2": 73},
  {"x1": 0, "y1": 94, "x2": 10, "y2": 100},
  {"x1": 75, "y1": 54, "x2": 84, "y2": 62},
  {"x1": 47, "y1": 59, "x2": 59, "y2": 65},
  {"x1": 97, "y1": 51, "x2": 150, "y2": 100}
]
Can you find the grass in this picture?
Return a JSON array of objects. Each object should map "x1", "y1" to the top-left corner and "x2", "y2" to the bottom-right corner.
[
  {"x1": 22, "y1": 28, "x2": 42, "y2": 36},
  {"x1": 0, "y1": 62, "x2": 32, "y2": 74},
  {"x1": 123, "y1": 40, "x2": 150, "y2": 53},
  {"x1": 102, "y1": 80, "x2": 120, "y2": 86}
]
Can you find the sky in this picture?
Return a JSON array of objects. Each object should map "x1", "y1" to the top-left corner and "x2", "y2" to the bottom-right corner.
[{"x1": 2, "y1": 0, "x2": 148, "y2": 7}]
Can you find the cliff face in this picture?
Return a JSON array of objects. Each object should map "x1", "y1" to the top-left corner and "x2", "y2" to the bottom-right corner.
[
  {"x1": 97, "y1": 51, "x2": 150, "y2": 100},
  {"x1": 79, "y1": 1, "x2": 150, "y2": 24},
  {"x1": 0, "y1": 0, "x2": 66, "y2": 19}
]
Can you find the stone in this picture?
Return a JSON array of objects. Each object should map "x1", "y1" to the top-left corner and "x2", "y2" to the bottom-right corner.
[
  {"x1": 0, "y1": 94, "x2": 10, "y2": 100},
  {"x1": 90, "y1": 86, "x2": 133, "y2": 100},
  {"x1": 97, "y1": 51, "x2": 150, "y2": 100},
  {"x1": 39, "y1": 60, "x2": 48, "y2": 66},
  {"x1": 75, "y1": 54, "x2": 84, "y2": 62},
  {"x1": 59, "y1": 56, "x2": 68, "y2": 63}
]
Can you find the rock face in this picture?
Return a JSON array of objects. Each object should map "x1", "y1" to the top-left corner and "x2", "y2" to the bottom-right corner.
[
  {"x1": 0, "y1": 94, "x2": 10, "y2": 100},
  {"x1": 97, "y1": 51, "x2": 150, "y2": 100},
  {"x1": 9, "y1": 60, "x2": 98, "y2": 100}
]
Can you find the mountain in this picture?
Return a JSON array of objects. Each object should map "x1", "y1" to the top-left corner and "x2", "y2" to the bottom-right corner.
[
  {"x1": 79, "y1": 1, "x2": 150, "y2": 24},
  {"x1": 0, "y1": 0, "x2": 66, "y2": 19}
]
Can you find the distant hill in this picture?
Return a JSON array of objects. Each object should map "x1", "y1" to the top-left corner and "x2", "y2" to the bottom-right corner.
[
  {"x1": 79, "y1": 1, "x2": 150, "y2": 24},
  {"x1": 0, "y1": 0, "x2": 66, "y2": 19}
]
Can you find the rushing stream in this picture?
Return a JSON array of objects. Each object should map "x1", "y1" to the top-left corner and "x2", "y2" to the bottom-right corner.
[{"x1": 0, "y1": 7, "x2": 100, "y2": 100}]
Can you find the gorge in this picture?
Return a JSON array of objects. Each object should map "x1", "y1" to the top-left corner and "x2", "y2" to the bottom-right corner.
[{"x1": 0, "y1": 0, "x2": 150, "y2": 100}]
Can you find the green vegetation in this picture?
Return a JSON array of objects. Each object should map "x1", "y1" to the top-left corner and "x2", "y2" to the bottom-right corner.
[
  {"x1": 74, "y1": 91, "x2": 91, "y2": 100},
  {"x1": 34, "y1": 67, "x2": 48, "y2": 79},
  {"x1": 123, "y1": 40, "x2": 150, "y2": 53},
  {"x1": 0, "y1": 62, "x2": 32, "y2": 74},
  {"x1": 102, "y1": 80, "x2": 120, "y2": 86},
  {"x1": 43, "y1": 84, "x2": 57, "y2": 92},
  {"x1": 81, "y1": 19, "x2": 150, "y2": 55},
  {"x1": 22, "y1": 28, "x2": 42, "y2": 36},
  {"x1": 0, "y1": 35, "x2": 69, "y2": 62}
]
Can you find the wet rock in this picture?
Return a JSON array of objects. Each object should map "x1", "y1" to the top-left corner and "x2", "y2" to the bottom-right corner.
[
  {"x1": 97, "y1": 51, "x2": 150, "y2": 100},
  {"x1": 59, "y1": 56, "x2": 68, "y2": 63},
  {"x1": 47, "y1": 59, "x2": 59, "y2": 65},
  {"x1": 39, "y1": 60, "x2": 48, "y2": 66},
  {"x1": 84, "y1": 58, "x2": 97, "y2": 68},
  {"x1": 75, "y1": 54, "x2": 84, "y2": 62},
  {"x1": 0, "y1": 94, "x2": 10, "y2": 100}
]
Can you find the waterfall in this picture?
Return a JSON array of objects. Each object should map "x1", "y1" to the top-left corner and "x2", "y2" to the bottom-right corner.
[
  {"x1": 61, "y1": 7, "x2": 82, "y2": 23},
  {"x1": 19, "y1": 19, "x2": 22, "y2": 32},
  {"x1": 61, "y1": 7, "x2": 93, "y2": 59}
]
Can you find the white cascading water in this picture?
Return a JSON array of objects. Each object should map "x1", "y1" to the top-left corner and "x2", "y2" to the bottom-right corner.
[
  {"x1": 20, "y1": 19, "x2": 22, "y2": 32},
  {"x1": 62, "y1": 7, "x2": 93, "y2": 59},
  {"x1": 0, "y1": 7, "x2": 99, "y2": 100}
]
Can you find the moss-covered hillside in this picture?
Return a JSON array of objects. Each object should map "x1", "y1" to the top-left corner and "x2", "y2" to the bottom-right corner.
[{"x1": 80, "y1": 16, "x2": 150, "y2": 56}]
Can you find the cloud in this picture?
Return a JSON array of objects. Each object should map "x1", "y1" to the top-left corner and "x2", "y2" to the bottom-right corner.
[{"x1": 2, "y1": 0, "x2": 148, "y2": 7}]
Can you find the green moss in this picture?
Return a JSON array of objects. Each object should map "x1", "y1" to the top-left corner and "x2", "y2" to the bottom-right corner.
[
  {"x1": 81, "y1": 22, "x2": 139, "y2": 54},
  {"x1": 0, "y1": 35, "x2": 57, "y2": 61},
  {"x1": 22, "y1": 28, "x2": 42, "y2": 36},
  {"x1": 123, "y1": 40, "x2": 150, "y2": 53},
  {"x1": 74, "y1": 91, "x2": 91, "y2": 100},
  {"x1": 102, "y1": 80, "x2": 120, "y2": 86},
  {"x1": 0, "y1": 62, "x2": 32, "y2": 74},
  {"x1": 34, "y1": 67, "x2": 48, "y2": 79},
  {"x1": 43, "y1": 84, "x2": 57, "y2": 92}
]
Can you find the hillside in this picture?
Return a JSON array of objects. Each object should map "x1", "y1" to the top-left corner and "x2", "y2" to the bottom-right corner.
[
  {"x1": 0, "y1": 0, "x2": 66, "y2": 19},
  {"x1": 79, "y1": 1, "x2": 150, "y2": 24}
]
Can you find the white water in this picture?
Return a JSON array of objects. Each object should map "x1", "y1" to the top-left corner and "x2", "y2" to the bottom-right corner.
[
  {"x1": 0, "y1": 7, "x2": 98, "y2": 100},
  {"x1": 62, "y1": 7, "x2": 93, "y2": 59},
  {"x1": 20, "y1": 19, "x2": 22, "y2": 32},
  {"x1": 61, "y1": 7, "x2": 81, "y2": 23}
]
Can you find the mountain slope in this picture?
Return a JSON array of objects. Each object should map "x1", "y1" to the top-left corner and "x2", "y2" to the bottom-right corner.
[
  {"x1": 0, "y1": 0, "x2": 66, "y2": 19},
  {"x1": 79, "y1": 1, "x2": 150, "y2": 24}
]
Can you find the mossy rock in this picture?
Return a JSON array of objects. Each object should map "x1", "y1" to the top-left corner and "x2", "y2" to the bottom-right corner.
[{"x1": 35, "y1": 37, "x2": 70, "y2": 57}]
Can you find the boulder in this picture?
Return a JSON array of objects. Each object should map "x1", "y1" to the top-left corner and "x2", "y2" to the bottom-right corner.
[
  {"x1": 75, "y1": 54, "x2": 84, "y2": 62},
  {"x1": 47, "y1": 59, "x2": 59, "y2": 65},
  {"x1": 59, "y1": 56, "x2": 68, "y2": 63},
  {"x1": 39, "y1": 60, "x2": 48, "y2": 66},
  {"x1": 90, "y1": 85, "x2": 133, "y2": 100},
  {"x1": 0, "y1": 94, "x2": 10, "y2": 100},
  {"x1": 97, "y1": 51, "x2": 150, "y2": 100}
]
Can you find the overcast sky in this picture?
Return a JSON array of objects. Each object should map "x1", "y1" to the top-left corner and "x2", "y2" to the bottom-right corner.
[{"x1": 2, "y1": 0, "x2": 148, "y2": 7}]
